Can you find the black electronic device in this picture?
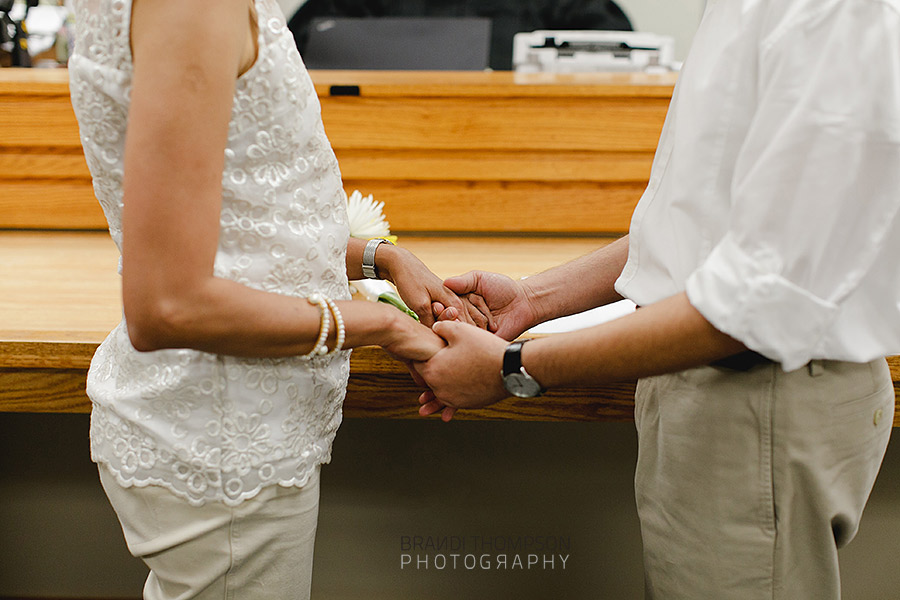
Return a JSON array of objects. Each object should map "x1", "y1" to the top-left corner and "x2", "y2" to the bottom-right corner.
[{"x1": 302, "y1": 16, "x2": 491, "y2": 71}]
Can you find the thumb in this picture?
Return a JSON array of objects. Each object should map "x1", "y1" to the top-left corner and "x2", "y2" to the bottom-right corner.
[
  {"x1": 443, "y1": 270, "x2": 480, "y2": 295},
  {"x1": 431, "y1": 319, "x2": 466, "y2": 344}
]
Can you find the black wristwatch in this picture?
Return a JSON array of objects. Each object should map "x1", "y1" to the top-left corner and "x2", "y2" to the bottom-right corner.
[{"x1": 501, "y1": 339, "x2": 545, "y2": 398}]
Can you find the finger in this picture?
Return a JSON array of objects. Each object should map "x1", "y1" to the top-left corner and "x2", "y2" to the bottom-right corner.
[
  {"x1": 417, "y1": 303, "x2": 436, "y2": 327},
  {"x1": 465, "y1": 293, "x2": 496, "y2": 330},
  {"x1": 440, "y1": 291, "x2": 475, "y2": 326},
  {"x1": 441, "y1": 406, "x2": 457, "y2": 422},
  {"x1": 419, "y1": 389, "x2": 436, "y2": 405},
  {"x1": 443, "y1": 271, "x2": 480, "y2": 295},
  {"x1": 461, "y1": 294, "x2": 494, "y2": 331},
  {"x1": 425, "y1": 287, "x2": 467, "y2": 327},
  {"x1": 464, "y1": 301, "x2": 488, "y2": 330},
  {"x1": 398, "y1": 291, "x2": 434, "y2": 327},
  {"x1": 455, "y1": 305, "x2": 476, "y2": 326},
  {"x1": 431, "y1": 319, "x2": 465, "y2": 343},
  {"x1": 419, "y1": 399, "x2": 445, "y2": 417},
  {"x1": 436, "y1": 306, "x2": 459, "y2": 322},
  {"x1": 431, "y1": 301, "x2": 446, "y2": 319}
]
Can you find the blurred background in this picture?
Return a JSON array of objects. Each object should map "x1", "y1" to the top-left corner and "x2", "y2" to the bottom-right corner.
[
  {"x1": 4, "y1": 2, "x2": 899, "y2": 599},
  {"x1": 2, "y1": 0, "x2": 705, "y2": 69}
]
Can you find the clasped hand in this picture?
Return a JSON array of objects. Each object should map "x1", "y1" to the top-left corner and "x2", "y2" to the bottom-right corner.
[{"x1": 413, "y1": 270, "x2": 541, "y2": 422}]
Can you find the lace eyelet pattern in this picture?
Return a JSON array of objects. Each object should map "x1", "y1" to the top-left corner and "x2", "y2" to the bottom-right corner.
[{"x1": 71, "y1": 0, "x2": 351, "y2": 506}]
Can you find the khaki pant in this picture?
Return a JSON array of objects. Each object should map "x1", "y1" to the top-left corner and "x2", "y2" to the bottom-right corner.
[
  {"x1": 99, "y1": 465, "x2": 320, "y2": 600},
  {"x1": 635, "y1": 359, "x2": 894, "y2": 600}
]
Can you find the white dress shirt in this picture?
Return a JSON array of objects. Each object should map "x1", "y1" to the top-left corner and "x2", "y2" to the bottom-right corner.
[{"x1": 616, "y1": 0, "x2": 900, "y2": 371}]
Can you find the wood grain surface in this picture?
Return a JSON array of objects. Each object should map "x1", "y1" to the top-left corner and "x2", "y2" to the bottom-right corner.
[
  {"x1": 0, "y1": 69, "x2": 670, "y2": 233},
  {"x1": 2, "y1": 230, "x2": 899, "y2": 424}
]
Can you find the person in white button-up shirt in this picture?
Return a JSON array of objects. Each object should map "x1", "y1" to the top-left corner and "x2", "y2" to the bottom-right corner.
[{"x1": 416, "y1": 0, "x2": 900, "y2": 597}]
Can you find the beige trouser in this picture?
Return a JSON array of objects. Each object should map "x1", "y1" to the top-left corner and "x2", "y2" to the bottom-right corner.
[
  {"x1": 99, "y1": 465, "x2": 321, "y2": 600},
  {"x1": 634, "y1": 359, "x2": 894, "y2": 600}
]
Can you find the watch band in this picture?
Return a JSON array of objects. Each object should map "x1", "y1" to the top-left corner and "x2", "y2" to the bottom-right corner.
[
  {"x1": 501, "y1": 339, "x2": 545, "y2": 397},
  {"x1": 362, "y1": 238, "x2": 392, "y2": 279},
  {"x1": 502, "y1": 340, "x2": 528, "y2": 376}
]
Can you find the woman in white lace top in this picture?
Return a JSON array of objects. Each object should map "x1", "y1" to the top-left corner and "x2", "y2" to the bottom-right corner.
[{"x1": 68, "y1": 0, "x2": 476, "y2": 597}]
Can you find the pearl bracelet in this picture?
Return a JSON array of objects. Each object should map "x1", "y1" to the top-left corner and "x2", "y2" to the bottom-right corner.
[
  {"x1": 303, "y1": 293, "x2": 332, "y2": 358},
  {"x1": 323, "y1": 296, "x2": 345, "y2": 353}
]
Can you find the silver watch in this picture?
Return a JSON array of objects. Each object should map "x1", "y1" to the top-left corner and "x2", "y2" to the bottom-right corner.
[{"x1": 362, "y1": 238, "x2": 393, "y2": 279}]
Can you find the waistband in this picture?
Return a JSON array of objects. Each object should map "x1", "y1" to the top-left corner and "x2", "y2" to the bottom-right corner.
[{"x1": 710, "y1": 350, "x2": 774, "y2": 371}]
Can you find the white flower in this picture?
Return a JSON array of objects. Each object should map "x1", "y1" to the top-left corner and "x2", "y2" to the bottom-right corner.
[{"x1": 346, "y1": 190, "x2": 392, "y2": 240}]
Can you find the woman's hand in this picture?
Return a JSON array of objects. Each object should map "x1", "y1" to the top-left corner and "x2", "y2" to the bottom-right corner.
[
  {"x1": 377, "y1": 245, "x2": 490, "y2": 329},
  {"x1": 379, "y1": 308, "x2": 447, "y2": 363}
]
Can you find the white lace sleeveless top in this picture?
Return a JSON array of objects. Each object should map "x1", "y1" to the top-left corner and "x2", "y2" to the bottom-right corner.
[{"x1": 69, "y1": 0, "x2": 351, "y2": 506}]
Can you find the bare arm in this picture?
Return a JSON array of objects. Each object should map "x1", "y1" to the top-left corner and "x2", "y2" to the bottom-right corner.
[
  {"x1": 441, "y1": 235, "x2": 631, "y2": 340},
  {"x1": 122, "y1": 0, "x2": 442, "y2": 361},
  {"x1": 525, "y1": 292, "x2": 746, "y2": 388},
  {"x1": 416, "y1": 292, "x2": 746, "y2": 417},
  {"x1": 521, "y1": 235, "x2": 630, "y2": 325}
]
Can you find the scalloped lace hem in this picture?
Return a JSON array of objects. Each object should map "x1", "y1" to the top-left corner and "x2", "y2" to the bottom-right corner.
[{"x1": 95, "y1": 457, "x2": 330, "y2": 507}]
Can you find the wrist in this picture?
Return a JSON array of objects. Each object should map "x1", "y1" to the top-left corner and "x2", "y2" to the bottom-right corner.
[
  {"x1": 501, "y1": 338, "x2": 545, "y2": 398},
  {"x1": 373, "y1": 242, "x2": 405, "y2": 284},
  {"x1": 361, "y1": 238, "x2": 395, "y2": 280},
  {"x1": 378, "y1": 301, "x2": 410, "y2": 346},
  {"x1": 518, "y1": 278, "x2": 546, "y2": 331}
]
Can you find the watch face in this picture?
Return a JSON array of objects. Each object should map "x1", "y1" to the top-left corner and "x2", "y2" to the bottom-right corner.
[{"x1": 504, "y1": 373, "x2": 542, "y2": 398}]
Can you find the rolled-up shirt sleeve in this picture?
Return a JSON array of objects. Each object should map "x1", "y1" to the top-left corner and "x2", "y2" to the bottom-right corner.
[{"x1": 685, "y1": 2, "x2": 900, "y2": 371}]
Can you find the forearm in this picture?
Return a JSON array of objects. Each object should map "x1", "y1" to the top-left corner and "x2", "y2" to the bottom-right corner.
[
  {"x1": 417, "y1": 290, "x2": 748, "y2": 414},
  {"x1": 523, "y1": 292, "x2": 747, "y2": 388},
  {"x1": 345, "y1": 236, "x2": 373, "y2": 281},
  {"x1": 522, "y1": 236, "x2": 630, "y2": 326},
  {"x1": 126, "y1": 274, "x2": 406, "y2": 357}
]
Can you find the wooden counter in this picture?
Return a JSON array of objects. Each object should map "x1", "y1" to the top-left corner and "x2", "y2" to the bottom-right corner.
[
  {"x1": 1, "y1": 69, "x2": 897, "y2": 423},
  {"x1": 0, "y1": 231, "x2": 638, "y2": 421},
  {"x1": 2, "y1": 230, "x2": 898, "y2": 424}
]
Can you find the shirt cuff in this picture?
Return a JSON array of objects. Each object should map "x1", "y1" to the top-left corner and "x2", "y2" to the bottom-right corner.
[{"x1": 684, "y1": 234, "x2": 838, "y2": 371}]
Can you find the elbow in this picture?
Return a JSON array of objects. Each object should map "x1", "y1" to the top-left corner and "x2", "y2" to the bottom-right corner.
[
  {"x1": 123, "y1": 294, "x2": 191, "y2": 353},
  {"x1": 126, "y1": 321, "x2": 166, "y2": 353}
]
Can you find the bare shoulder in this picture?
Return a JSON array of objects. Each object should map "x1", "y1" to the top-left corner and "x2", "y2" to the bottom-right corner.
[{"x1": 130, "y1": 0, "x2": 253, "y2": 79}]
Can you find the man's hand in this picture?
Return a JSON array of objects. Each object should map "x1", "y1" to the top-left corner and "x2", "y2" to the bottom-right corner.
[
  {"x1": 413, "y1": 320, "x2": 509, "y2": 421},
  {"x1": 434, "y1": 271, "x2": 539, "y2": 340}
]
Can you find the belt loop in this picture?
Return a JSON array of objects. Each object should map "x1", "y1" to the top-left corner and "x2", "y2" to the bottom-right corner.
[{"x1": 808, "y1": 361, "x2": 824, "y2": 377}]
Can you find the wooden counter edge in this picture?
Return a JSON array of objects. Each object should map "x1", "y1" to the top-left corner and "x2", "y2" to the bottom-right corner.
[
  {"x1": 0, "y1": 68, "x2": 678, "y2": 98},
  {"x1": 2, "y1": 343, "x2": 899, "y2": 426}
]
